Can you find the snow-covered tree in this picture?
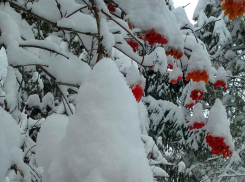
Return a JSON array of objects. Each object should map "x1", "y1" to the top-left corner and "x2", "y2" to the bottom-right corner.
[{"x1": 0, "y1": 0, "x2": 242, "y2": 182}]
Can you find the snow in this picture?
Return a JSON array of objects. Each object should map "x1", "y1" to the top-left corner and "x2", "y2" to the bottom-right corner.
[
  {"x1": 213, "y1": 15, "x2": 231, "y2": 45},
  {"x1": 206, "y1": 99, "x2": 235, "y2": 151},
  {"x1": 193, "y1": 0, "x2": 209, "y2": 20},
  {"x1": 178, "y1": 161, "x2": 186, "y2": 173},
  {"x1": 48, "y1": 58, "x2": 154, "y2": 182},
  {"x1": 46, "y1": 55, "x2": 91, "y2": 85},
  {"x1": 190, "y1": 103, "x2": 205, "y2": 125},
  {"x1": 3, "y1": 66, "x2": 18, "y2": 112},
  {"x1": 172, "y1": 7, "x2": 194, "y2": 30},
  {"x1": 36, "y1": 114, "x2": 69, "y2": 182},
  {"x1": 0, "y1": 107, "x2": 31, "y2": 182},
  {"x1": 126, "y1": 65, "x2": 145, "y2": 88},
  {"x1": 138, "y1": 102, "x2": 150, "y2": 135},
  {"x1": 113, "y1": 0, "x2": 184, "y2": 49},
  {"x1": 169, "y1": 66, "x2": 183, "y2": 81},
  {"x1": 26, "y1": 94, "x2": 41, "y2": 108},
  {"x1": 0, "y1": 47, "x2": 8, "y2": 79},
  {"x1": 143, "y1": 95, "x2": 185, "y2": 128}
]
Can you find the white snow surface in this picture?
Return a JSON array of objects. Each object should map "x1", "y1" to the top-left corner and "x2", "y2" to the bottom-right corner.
[
  {"x1": 190, "y1": 103, "x2": 205, "y2": 125},
  {"x1": 0, "y1": 47, "x2": 8, "y2": 79},
  {"x1": 178, "y1": 161, "x2": 186, "y2": 173},
  {"x1": 0, "y1": 107, "x2": 31, "y2": 182},
  {"x1": 36, "y1": 114, "x2": 69, "y2": 182},
  {"x1": 172, "y1": 7, "x2": 194, "y2": 30},
  {"x1": 48, "y1": 58, "x2": 153, "y2": 182},
  {"x1": 207, "y1": 99, "x2": 235, "y2": 151}
]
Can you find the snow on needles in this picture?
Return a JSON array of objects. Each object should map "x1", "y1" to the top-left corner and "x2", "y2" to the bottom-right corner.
[{"x1": 48, "y1": 58, "x2": 154, "y2": 182}]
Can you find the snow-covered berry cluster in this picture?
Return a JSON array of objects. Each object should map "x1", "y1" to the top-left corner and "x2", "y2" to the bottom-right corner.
[
  {"x1": 166, "y1": 48, "x2": 183, "y2": 60},
  {"x1": 189, "y1": 122, "x2": 205, "y2": 130},
  {"x1": 127, "y1": 40, "x2": 138, "y2": 52},
  {"x1": 206, "y1": 133, "x2": 233, "y2": 158},
  {"x1": 213, "y1": 80, "x2": 227, "y2": 91},
  {"x1": 185, "y1": 70, "x2": 209, "y2": 83},
  {"x1": 186, "y1": 103, "x2": 195, "y2": 108},
  {"x1": 108, "y1": 3, "x2": 116, "y2": 13},
  {"x1": 190, "y1": 89, "x2": 204, "y2": 102},
  {"x1": 167, "y1": 64, "x2": 173, "y2": 70},
  {"x1": 220, "y1": 0, "x2": 245, "y2": 20},
  {"x1": 171, "y1": 76, "x2": 182, "y2": 84},
  {"x1": 144, "y1": 29, "x2": 168, "y2": 45}
]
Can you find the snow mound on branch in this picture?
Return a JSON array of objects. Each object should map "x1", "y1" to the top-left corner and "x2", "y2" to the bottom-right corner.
[
  {"x1": 0, "y1": 47, "x2": 8, "y2": 79},
  {"x1": 206, "y1": 99, "x2": 235, "y2": 151},
  {"x1": 46, "y1": 55, "x2": 91, "y2": 85},
  {"x1": 126, "y1": 65, "x2": 145, "y2": 88},
  {"x1": 190, "y1": 103, "x2": 205, "y2": 125},
  {"x1": 3, "y1": 67, "x2": 18, "y2": 111},
  {"x1": 27, "y1": 0, "x2": 82, "y2": 22},
  {"x1": 193, "y1": 0, "x2": 209, "y2": 20},
  {"x1": 172, "y1": 7, "x2": 194, "y2": 30},
  {"x1": 36, "y1": 114, "x2": 68, "y2": 182},
  {"x1": 48, "y1": 58, "x2": 153, "y2": 182},
  {"x1": 0, "y1": 107, "x2": 31, "y2": 182},
  {"x1": 178, "y1": 161, "x2": 186, "y2": 173}
]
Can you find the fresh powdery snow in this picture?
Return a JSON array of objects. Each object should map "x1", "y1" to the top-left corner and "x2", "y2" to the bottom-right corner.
[
  {"x1": 0, "y1": 107, "x2": 31, "y2": 182},
  {"x1": 36, "y1": 114, "x2": 69, "y2": 182},
  {"x1": 0, "y1": 47, "x2": 8, "y2": 79},
  {"x1": 48, "y1": 58, "x2": 154, "y2": 182},
  {"x1": 206, "y1": 99, "x2": 235, "y2": 151}
]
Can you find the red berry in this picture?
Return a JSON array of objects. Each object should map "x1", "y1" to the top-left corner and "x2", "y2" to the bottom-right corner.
[
  {"x1": 131, "y1": 85, "x2": 144, "y2": 102},
  {"x1": 167, "y1": 64, "x2": 173, "y2": 70},
  {"x1": 108, "y1": 3, "x2": 116, "y2": 12}
]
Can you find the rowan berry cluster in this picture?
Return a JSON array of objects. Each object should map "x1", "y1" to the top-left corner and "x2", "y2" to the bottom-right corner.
[
  {"x1": 189, "y1": 122, "x2": 205, "y2": 130},
  {"x1": 130, "y1": 85, "x2": 144, "y2": 102},
  {"x1": 144, "y1": 29, "x2": 168, "y2": 45},
  {"x1": 166, "y1": 49, "x2": 183, "y2": 59},
  {"x1": 167, "y1": 64, "x2": 173, "y2": 70},
  {"x1": 170, "y1": 76, "x2": 182, "y2": 84},
  {"x1": 107, "y1": 3, "x2": 116, "y2": 13},
  {"x1": 220, "y1": 0, "x2": 245, "y2": 20},
  {"x1": 186, "y1": 103, "x2": 195, "y2": 108},
  {"x1": 185, "y1": 70, "x2": 209, "y2": 83},
  {"x1": 206, "y1": 133, "x2": 233, "y2": 158},
  {"x1": 190, "y1": 89, "x2": 204, "y2": 102},
  {"x1": 127, "y1": 40, "x2": 138, "y2": 52},
  {"x1": 213, "y1": 80, "x2": 227, "y2": 91}
]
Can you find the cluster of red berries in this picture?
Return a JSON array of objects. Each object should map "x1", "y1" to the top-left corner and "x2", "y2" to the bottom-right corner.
[
  {"x1": 148, "y1": 66, "x2": 153, "y2": 69},
  {"x1": 107, "y1": 3, "x2": 116, "y2": 13},
  {"x1": 206, "y1": 133, "x2": 233, "y2": 158},
  {"x1": 130, "y1": 85, "x2": 144, "y2": 102},
  {"x1": 144, "y1": 29, "x2": 168, "y2": 45},
  {"x1": 213, "y1": 80, "x2": 227, "y2": 91},
  {"x1": 190, "y1": 89, "x2": 204, "y2": 102},
  {"x1": 127, "y1": 40, "x2": 138, "y2": 52},
  {"x1": 170, "y1": 76, "x2": 182, "y2": 84},
  {"x1": 186, "y1": 103, "x2": 195, "y2": 108},
  {"x1": 220, "y1": 0, "x2": 245, "y2": 20},
  {"x1": 167, "y1": 64, "x2": 173, "y2": 70},
  {"x1": 189, "y1": 122, "x2": 205, "y2": 130},
  {"x1": 185, "y1": 70, "x2": 209, "y2": 83},
  {"x1": 166, "y1": 49, "x2": 183, "y2": 60}
]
